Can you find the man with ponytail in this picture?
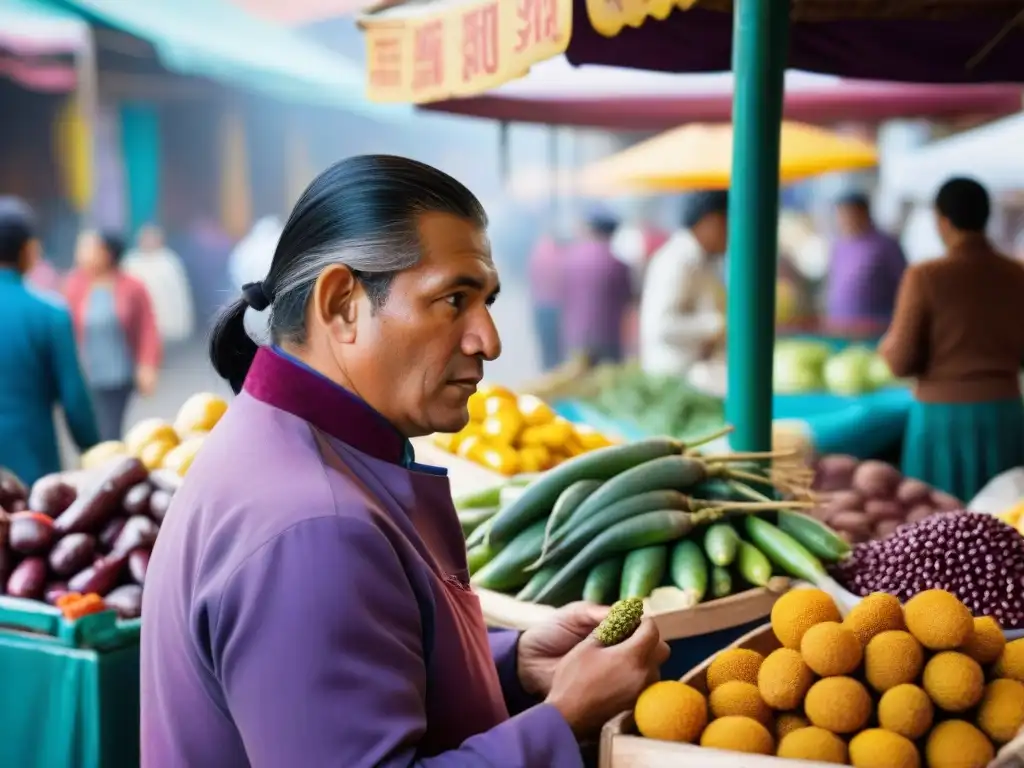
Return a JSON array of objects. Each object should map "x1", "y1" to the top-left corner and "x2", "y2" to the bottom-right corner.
[{"x1": 140, "y1": 155, "x2": 667, "y2": 767}]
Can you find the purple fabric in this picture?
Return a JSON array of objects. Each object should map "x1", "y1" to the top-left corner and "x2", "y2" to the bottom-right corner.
[
  {"x1": 560, "y1": 238, "x2": 633, "y2": 355},
  {"x1": 826, "y1": 229, "x2": 908, "y2": 323},
  {"x1": 140, "y1": 348, "x2": 581, "y2": 767},
  {"x1": 528, "y1": 235, "x2": 564, "y2": 308},
  {"x1": 564, "y1": 4, "x2": 1024, "y2": 84}
]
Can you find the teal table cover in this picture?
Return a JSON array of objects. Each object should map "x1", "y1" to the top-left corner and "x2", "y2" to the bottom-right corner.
[{"x1": 0, "y1": 598, "x2": 141, "y2": 768}]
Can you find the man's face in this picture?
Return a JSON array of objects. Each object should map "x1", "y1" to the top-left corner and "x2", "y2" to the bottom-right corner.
[
  {"x1": 139, "y1": 226, "x2": 163, "y2": 252},
  {"x1": 346, "y1": 212, "x2": 501, "y2": 437},
  {"x1": 700, "y1": 212, "x2": 729, "y2": 256}
]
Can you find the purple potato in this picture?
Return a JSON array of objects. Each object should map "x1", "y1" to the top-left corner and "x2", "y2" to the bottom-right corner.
[
  {"x1": 128, "y1": 548, "x2": 150, "y2": 585},
  {"x1": 6, "y1": 557, "x2": 47, "y2": 599},
  {"x1": 0, "y1": 468, "x2": 28, "y2": 512},
  {"x1": 104, "y1": 584, "x2": 143, "y2": 619},
  {"x1": 864, "y1": 499, "x2": 905, "y2": 525},
  {"x1": 68, "y1": 554, "x2": 127, "y2": 596},
  {"x1": 148, "y1": 489, "x2": 173, "y2": 523},
  {"x1": 28, "y1": 475, "x2": 78, "y2": 518},
  {"x1": 111, "y1": 516, "x2": 159, "y2": 558},
  {"x1": 98, "y1": 518, "x2": 127, "y2": 552},
  {"x1": 8, "y1": 512, "x2": 55, "y2": 556},
  {"x1": 48, "y1": 533, "x2": 97, "y2": 578},
  {"x1": 44, "y1": 582, "x2": 70, "y2": 605},
  {"x1": 122, "y1": 483, "x2": 153, "y2": 516}
]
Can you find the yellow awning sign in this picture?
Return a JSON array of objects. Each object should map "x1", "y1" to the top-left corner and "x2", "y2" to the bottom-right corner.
[{"x1": 363, "y1": 0, "x2": 574, "y2": 103}]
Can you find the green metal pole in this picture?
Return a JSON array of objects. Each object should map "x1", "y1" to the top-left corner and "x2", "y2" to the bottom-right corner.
[{"x1": 725, "y1": 0, "x2": 790, "y2": 452}]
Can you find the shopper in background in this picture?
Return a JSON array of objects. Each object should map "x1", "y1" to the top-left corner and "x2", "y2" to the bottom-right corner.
[
  {"x1": 881, "y1": 177, "x2": 1024, "y2": 501},
  {"x1": 0, "y1": 198, "x2": 98, "y2": 485},
  {"x1": 826, "y1": 192, "x2": 907, "y2": 334},
  {"x1": 65, "y1": 230, "x2": 162, "y2": 441},
  {"x1": 527, "y1": 230, "x2": 565, "y2": 370},
  {"x1": 639, "y1": 190, "x2": 729, "y2": 376},
  {"x1": 141, "y1": 156, "x2": 667, "y2": 766},
  {"x1": 122, "y1": 224, "x2": 195, "y2": 346},
  {"x1": 561, "y1": 210, "x2": 633, "y2": 365}
]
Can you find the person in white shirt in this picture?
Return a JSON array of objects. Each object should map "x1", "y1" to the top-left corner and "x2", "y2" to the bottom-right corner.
[
  {"x1": 227, "y1": 216, "x2": 284, "y2": 343},
  {"x1": 639, "y1": 191, "x2": 729, "y2": 377},
  {"x1": 121, "y1": 225, "x2": 195, "y2": 345}
]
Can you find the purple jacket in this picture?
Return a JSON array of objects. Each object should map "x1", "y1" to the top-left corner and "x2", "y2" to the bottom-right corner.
[
  {"x1": 561, "y1": 238, "x2": 633, "y2": 354},
  {"x1": 826, "y1": 229, "x2": 908, "y2": 325},
  {"x1": 140, "y1": 347, "x2": 581, "y2": 766}
]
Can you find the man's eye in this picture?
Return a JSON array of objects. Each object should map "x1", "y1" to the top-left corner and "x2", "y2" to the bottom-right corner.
[{"x1": 445, "y1": 293, "x2": 467, "y2": 310}]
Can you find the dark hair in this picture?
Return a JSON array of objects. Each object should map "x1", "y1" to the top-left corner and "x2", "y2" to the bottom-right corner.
[
  {"x1": 682, "y1": 190, "x2": 729, "y2": 229},
  {"x1": 935, "y1": 177, "x2": 990, "y2": 233},
  {"x1": 99, "y1": 231, "x2": 127, "y2": 266},
  {"x1": 835, "y1": 191, "x2": 870, "y2": 212},
  {"x1": 209, "y1": 154, "x2": 488, "y2": 393},
  {"x1": 0, "y1": 197, "x2": 36, "y2": 267}
]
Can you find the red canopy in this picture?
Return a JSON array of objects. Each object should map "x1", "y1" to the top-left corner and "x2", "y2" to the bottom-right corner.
[{"x1": 421, "y1": 59, "x2": 1023, "y2": 129}]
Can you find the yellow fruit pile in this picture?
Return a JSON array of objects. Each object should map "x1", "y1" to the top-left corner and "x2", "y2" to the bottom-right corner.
[
  {"x1": 80, "y1": 393, "x2": 228, "y2": 477},
  {"x1": 633, "y1": 588, "x2": 1024, "y2": 767},
  {"x1": 432, "y1": 384, "x2": 613, "y2": 476},
  {"x1": 996, "y1": 501, "x2": 1024, "y2": 537}
]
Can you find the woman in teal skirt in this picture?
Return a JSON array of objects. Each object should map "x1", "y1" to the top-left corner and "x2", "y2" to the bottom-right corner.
[{"x1": 879, "y1": 177, "x2": 1024, "y2": 503}]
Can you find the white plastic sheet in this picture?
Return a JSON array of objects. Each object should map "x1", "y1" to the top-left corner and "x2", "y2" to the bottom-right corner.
[{"x1": 967, "y1": 466, "x2": 1024, "y2": 515}]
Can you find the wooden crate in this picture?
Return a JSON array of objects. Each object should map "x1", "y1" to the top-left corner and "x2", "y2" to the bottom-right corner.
[
  {"x1": 600, "y1": 623, "x2": 1024, "y2": 767},
  {"x1": 478, "y1": 577, "x2": 790, "y2": 639}
]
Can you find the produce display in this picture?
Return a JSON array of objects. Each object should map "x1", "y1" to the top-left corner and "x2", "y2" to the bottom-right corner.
[
  {"x1": 632, "y1": 587, "x2": 1024, "y2": 766},
  {"x1": 80, "y1": 392, "x2": 228, "y2": 476},
  {"x1": 832, "y1": 511, "x2": 1024, "y2": 629},
  {"x1": 0, "y1": 393, "x2": 228, "y2": 619},
  {"x1": 572, "y1": 363, "x2": 725, "y2": 441},
  {"x1": 432, "y1": 384, "x2": 615, "y2": 476},
  {"x1": 774, "y1": 341, "x2": 899, "y2": 396},
  {"x1": 458, "y1": 434, "x2": 852, "y2": 610},
  {"x1": 809, "y1": 455, "x2": 963, "y2": 543}
]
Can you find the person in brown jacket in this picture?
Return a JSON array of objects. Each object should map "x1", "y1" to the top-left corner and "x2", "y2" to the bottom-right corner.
[{"x1": 880, "y1": 177, "x2": 1024, "y2": 502}]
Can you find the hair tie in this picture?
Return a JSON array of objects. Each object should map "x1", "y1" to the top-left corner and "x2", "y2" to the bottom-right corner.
[{"x1": 241, "y1": 281, "x2": 271, "y2": 312}]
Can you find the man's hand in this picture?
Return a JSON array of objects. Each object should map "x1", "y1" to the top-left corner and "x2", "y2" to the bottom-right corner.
[{"x1": 517, "y1": 602, "x2": 608, "y2": 697}]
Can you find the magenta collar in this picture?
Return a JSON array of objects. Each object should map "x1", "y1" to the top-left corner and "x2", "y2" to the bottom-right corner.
[{"x1": 243, "y1": 346, "x2": 410, "y2": 466}]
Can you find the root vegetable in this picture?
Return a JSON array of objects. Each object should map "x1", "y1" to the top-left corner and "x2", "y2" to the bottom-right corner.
[
  {"x1": 54, "y1": 457, "x2": 148, "y2": 535},
  {"x1": 852, "y1": 461, "x2": 902, "y2": 499},
  {"x1": 829, "y1": 511, "x2": 873, "y2": 537},
  {"x1": 122, "y1": 483, "x2": 153, "y2": 516},
  {"x1": 7, "y1": 557, "x2": 46, "y2": 599},
  {"x1": 44, "y1": 582, "x2": 69, "y2": 605},
  {"x1": 104, "y1": 584, "x2": 143, "y2": 619},
  {"x1": 48, "y1": 533, "x2": 98, "y2": 577},
  {"x1": 128, "y1": 548, "x2": 150, "y2": 585},
  {"x1": 814, "y1": 454, "x2": 859, "y2": 492},
  {"x1": 68, "y1": 554, "x2": 127, "y2": 596},
  {"x1": 930, "y1": 491, "x2": 962, "y2": 511},
  {"x1": 28, "y1": 475, "x2": 77, "y2": 517},
  {"x1": 98, "y1": 518, "x2": 126, "y2": 551},
  {"x1": 0, "y1": 468, "x2": 28, "y2": 511},
  {"x1": 896, "y1": 478, "x2": 932, "y2": 507},
  {"x1": 874, "y1": 520, "x2": 902, "y2": 539},
  {"x1": 8, "y1": 511, "x2": 55, "y2": 555},
  {"x1": 906, "y1": 505, "x2": 935, "y2": 524},
  {"x1": 823, "y1": 490, "x2": 864, "y2": 512},
  {"x1": 865, "y1": 500, "x2": 905, "y2": 525},
  {"x1": 110, "y1": 515, "x2": 159, "y2": 558}
]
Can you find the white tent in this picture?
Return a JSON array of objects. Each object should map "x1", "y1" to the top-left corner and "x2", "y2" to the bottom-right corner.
[{"x1": 883, "y1": 112, "x2": 1024, "y2": 200}]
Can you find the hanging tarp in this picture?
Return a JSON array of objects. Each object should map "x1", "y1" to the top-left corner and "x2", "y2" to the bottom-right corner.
[
  {"x1": 579, "y1": 121, "x2": 878, "y2": 194},
  {"x1": 47, "y1": 0, "x2": 410, "y2": 118},
  {"x1": 883, "y1": 113, "x2": 1024, "y2": 200}
]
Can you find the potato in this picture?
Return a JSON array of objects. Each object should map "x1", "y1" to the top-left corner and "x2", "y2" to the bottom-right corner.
[
  {"x1": 823, "y1": 490, "x2": 865, "y2": 512},
  {"x1": 48, "y1": 533, "x2": 97, "y2": 577},
  {"x1": 874, "y1": 520, "x2": 902, "y2": 539},
  {"x1": 28, "y1": 474, "x2": 77, "y2": 517},
  {"x1": 0, "y1": 468, "x2": 28, "y2": 512},
  {"x1": 98, "y1": 517, "x2": 126, "y2": 552},
  {"x1": 148, "y1": 489, "x2": 173, "y2": 523},
  {"x1": 829, "y1": 511, "x2": 873, "y2": 537},
  {"x1": 905, "y1": 504, "x2": 935, "y2": 523},
  {"x1": 44, "y1": 582, "x2": 70, "y2": 605},
  {"x1": 814, "y1": 454, "x2": 859, "y2": 492},
  {"x1": 865, "y1": 499, "x2": 905, "y2": 525},
  {"x1": 128, "y1": 548, "x2": 150, "y2": 585},
  {"x1": 9, "y1": 512, "x2": 55, "y2": 555},
  {"x1": 895, "y1": 478, "x2": 932, "y2": 507},
  {"x1": 851, "y1": 460, "x2": 902, "y2": 499},
  {"x1": 68, "y1": 555, "x2": 126, "y2": 596},
  {"x1": 7, "y1": 557, "x2": 47, "y2": 599},
  {"x1": 111, "y1": 516, "x2": 159, "y2": 558},
  {"x1": 122, "y1": 483, "x2": 153, "y2": 517},
  {"x1": 930, "y1": 491, "x2": 962, "y2": 511}
]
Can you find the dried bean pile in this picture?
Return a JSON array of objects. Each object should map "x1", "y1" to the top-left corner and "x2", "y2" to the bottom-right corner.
[{"x1": 831, "y1": 511, "x2": 1024, "y2": 628}]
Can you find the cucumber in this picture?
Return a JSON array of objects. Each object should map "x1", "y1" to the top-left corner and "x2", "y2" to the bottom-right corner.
[
  {"x1": 777, "y1": 510, "x2": 851, "y2": 562},
  {"x1": 744, "y1": 515, "x2": 826, "y2": 584},
  {"x1": 560, "y1": 455, "x2": 709, "y2": 531},
  {"x1": 536, "y1": 572, "x2": 587, "y2": 608},
  {"x1": 470, "y1": 519, "x2": 548, "y2": 591},
  {"x1": 459, "y1": 506, "x2": 499, "y2": 538},
  {"x1": 516, "y1": 564, "x2": 560, "y2": 602},
  {"x1": 499, "y1": 483, "x2": 528, "y2": 508},
  {"x1": 620, "y1": 545, "x2": 669, "y2": 600},
  {"x1": 454, "y1": 483, "x2": 505, "y2": 510},
  {"x1": 533, "y1": 490, "x2": 694, "y2": 570},
  {"x1": 582, "y1": 557, "x2": 623, "y2": 605},
  {"x1": 465, "y1": 515, "x2": 494, "y2": 549},
  {"x1": 711, "y1": 565, "x2": 732, "y2": 598},
  {"x1": 691, "y1": 478, "x2": 746, "y2": 502},
  {"x1": 467, "y1": 543, "x2": 495, "y2": 575},
  {"x1": 541, "y1": 479, "x2": 603, "y2": 558},
  {"x1": 703, "y1": 523, "x2": 740, "y2": 567},
  {"x1": 736, "y1": 540, "x2": 772, "y2": 587},
  {"x1": 485, "y1": 438, "x2": 683, "y2": 548},
  {"x1": 669, "y1": 539, "x2": 708, "y2": 602},
  {"x1": 533, "y1": 510, "x2": 702, "y2": 604}
]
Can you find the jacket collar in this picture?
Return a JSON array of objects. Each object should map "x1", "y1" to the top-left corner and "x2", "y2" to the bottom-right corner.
[{"x1": 243, "y1": 346, "x2": 412, "y2": 466}]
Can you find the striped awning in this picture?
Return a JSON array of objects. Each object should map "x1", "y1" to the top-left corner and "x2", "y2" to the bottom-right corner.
[{"x1": 0, "y1": 0, "x2": 86, "y2": 92}]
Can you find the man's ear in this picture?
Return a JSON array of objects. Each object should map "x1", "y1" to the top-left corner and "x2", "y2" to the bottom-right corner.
[{"x1": 312, "y1": 264, "x2": 362, "y2": 344}]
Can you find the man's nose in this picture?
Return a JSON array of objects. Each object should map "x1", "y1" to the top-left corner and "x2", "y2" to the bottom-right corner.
[{"x1": 463, "y1": 307, "x2": 502, "y2": 362}]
